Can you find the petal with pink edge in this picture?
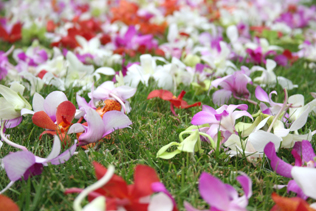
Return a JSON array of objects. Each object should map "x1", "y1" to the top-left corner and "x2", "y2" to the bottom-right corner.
[
  {"x1": 237, "y1": 173, "x2": 252, "y2": 198},
  {"x1": 49, "y1": 140, "x2": 77, "y2": 165},
  {"x1": 255, "y1": 86, "x2": 269, "y2": 102},
  {"x1": 212, "y1": 89, "x2": 232, "y2": 106},
  {"x1": 79, "y1": 109, "x2": 106, "y2": 144}
]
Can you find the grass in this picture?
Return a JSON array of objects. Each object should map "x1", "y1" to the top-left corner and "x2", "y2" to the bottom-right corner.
[{"x1": 1, "y1": 25, "x2": 316, "y2": 211}]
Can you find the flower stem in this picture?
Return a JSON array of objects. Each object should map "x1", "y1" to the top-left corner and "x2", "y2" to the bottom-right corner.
[
  {"x1": 73, "y1": 165, "x2": 115, "y2": 211},
  {"x1": 1, "y1": 122, "x2": 28, "y2": 151},
  {"x1": 233, "y1": 94, "x2": 258, "y2": 105},
  {"x1": 267, "y1": 89, "x2": 288, "y2": 133}
]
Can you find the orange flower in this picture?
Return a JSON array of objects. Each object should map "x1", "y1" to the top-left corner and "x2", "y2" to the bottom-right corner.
[
  {"x1": 270, "y1": 193, "x2": 316, "y2": 211},
  {"x1": 147, "y1": 90, "x2": 201, "y2": 116}
]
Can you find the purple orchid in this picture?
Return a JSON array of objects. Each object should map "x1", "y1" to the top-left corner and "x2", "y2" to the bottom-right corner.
[
  {"x1": 68, "y1": 108, "x2": 132, "y2": 145},
  {"x1": 191, "y1": 104, "x2": 253, "y2": 144},
  {"x1": 264, "y1": 141, "x2": 316, "y2": 199},
  {"x1": 211, "y1": 67, "x2": 252, "y2": 105},
  {"x1": 1, "y1": 135, "x2": 77, "y2": 194},
  {"x1": 185, "y1": 172, "x2": 252, "y2": 211},
  {"x1": 255, "y1": 86, "x2": 283, "y2": 116},
  {"x1": 115, "y1": 26, "x2": 158, "y2": 51}
]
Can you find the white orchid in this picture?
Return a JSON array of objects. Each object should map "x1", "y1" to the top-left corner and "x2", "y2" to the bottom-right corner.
[
  {"x1": 124, "y1": 54, "x2": 173, "y2": 90},
  {"x1": 252, "y1": 59, "x2": 297, "y2": 90}
]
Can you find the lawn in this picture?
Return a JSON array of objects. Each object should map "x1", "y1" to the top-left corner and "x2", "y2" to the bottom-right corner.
[{"x1": 1, "y1": 0, "x2": 316, "y2": 211}]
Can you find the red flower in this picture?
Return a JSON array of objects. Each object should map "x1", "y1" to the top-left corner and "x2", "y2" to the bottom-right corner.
[
  {"x1": 147, "y1": 89, "x2": 201, "y2": 116},
  {"x1": 0, "y1": 22, "x2": 22, "y2": 43},
  {"x1": 270, "y1": 193, "x2": 316, "y2": 211},
  {"x1": 0, "y1": 195, "x2": 19, "y2": 211},
  {"x1": 32, "y1": 101, "x2": 76, "y2": 145},
  {"x1": 66, "y1": 162, "x2": 161, "y2": 211}
]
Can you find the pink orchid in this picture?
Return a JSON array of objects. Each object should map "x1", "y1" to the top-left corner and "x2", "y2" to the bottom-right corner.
[
  {"x1": 68, "y1": 108, "x2": 132, "y2": 145},
  {"x1": 1, "y1": 135, "x2": 77, "y2": 194},
  {"x1": 264, "y1": 141, "x2": 316, "y2": 199},
  {"x1": 255, "y1": 86, "x2": 283, "y2": 115},
  {"x1": 185, "y1": 172, "x2": 252, "y2": 211},
  {"x1": 191, "y1": 104, "x2": 253, "y2": 143},
  {"x1": 211, "y1": 67, "x2": 252, "y2": 105}
]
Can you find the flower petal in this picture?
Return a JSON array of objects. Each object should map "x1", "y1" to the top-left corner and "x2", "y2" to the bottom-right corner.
[
  {"x1": 132, "y1": 165, "x2": 160, "y2": 199},
  {"x1": 148, "y1": 193, "x2": 173, "y2": 211},
  {"x1": 49, "y1": 139, "x2": 77, "y2": 165},
  {"x1": 32, "y1": 92, "x2": 45, "y2": 112},
  {"x1": 45, "y1": 135, "x2": 62, "y2": 161},
  {"x1": 102, "y1": 110, "x2": 132, "y2": 136},
  {"x1": 255, "y1": 86, "x2": 269, "y2": 102},
  {"x1": 291, "y1": 167, "x2": 316, "y2": 200},
  {"x1": 43, "y1": 91, "x2": 68, "y2": 122},
  {"x1": 264, "y1": 142, "x2": 293, "y2": 178},
  {"x1": 32, "y1": 111, "x2": 57, "y2": 130},
  {"x1": 56, "y1": 101, "x2": 76, "y2": 125},
  {"x1": 147, "y1": 90, "x2": 174, "y2": 100},
  {"x1": 0, "y1": 195, "x2": 19, "y2": 211},
  {"x1": 287, "y1": 180, "x2": 307, "y2": 200},
  {"x1": 2, "y1": 151, "x2": 36, "y2": 181},
  {"x1": 237, "y1": 173, "x2": 252, "y2": 198},
  {"x1": 79, "y1": 109, "x2": 105, "y2": 144},
  {"x1": 248, "y1": 131, "x2": 281, "y2": 152},
  {"x1": 198, "y1": 172, "x2": 230, "y2": 210}
]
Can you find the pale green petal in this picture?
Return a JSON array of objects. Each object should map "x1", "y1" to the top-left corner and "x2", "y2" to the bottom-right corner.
[
  {"x1": 157, "y1": 142, "x2": 181, "y2": 159},
  {"x1": 10, "y1": 82, "x2": 25, "y2": 95},
  {"x1": 0, "y1": 98, "x2": 20, "y2": 120},
  {"x1": 178, "y1": 130, "x2": 199, "y2": 153}
]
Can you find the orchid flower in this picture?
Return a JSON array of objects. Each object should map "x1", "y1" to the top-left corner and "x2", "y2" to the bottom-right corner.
[
  {"x1": 66, "y1": 162, "x2": 177, "y2": 211},
  {"x1": 147, "y1": 89, "x2": 201, "y2": 116},
  {"x1": 124, "y1": 54, "x2": 173, "y2": 90},
  {"x1": 191, "y1": 104, "x2": 253, "y2": 144},
  {"x1": 68, "y1": 108, "x2": 132, "y2": 145},
  {"x1": 21, "y1": 91, "x2": 77, "y2": 144},
  {"x1": 252, "y1": 59, "x2": 297, "y2": 90},
  {"x1": 211, "y1": 67, "x2": 253, "y2": 105},
  {"x1": 1, "y1": 135, "x2": 77, "y2": 194},
  {"x1": 65, "y1": 51, "x2": 115, "y2": 89},
  {"x1": 157, "y1": 125, "x2": 215, "y2": 159},
  {"x1": 264, "y1": 141, "x2": 316, "y2": 199},
  {"x1": 89, "y1": 81, "x2": 136, "y2": 114},
  {"x1": 201, "y1": 41, "x2": 237, "y2": 76},
  {"x1": 185, "y1": 172, "x2": 252, "y2": 211},
  {"x1": 245, "y1": 38, "x2": 282, "y2": 64}
]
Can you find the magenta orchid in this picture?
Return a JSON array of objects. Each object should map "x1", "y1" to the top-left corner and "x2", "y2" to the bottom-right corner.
[
  {"x1": 264, "y1": 140, "x2": 316, "y2": 199},
  {"x1": 185, "y1": 172, "x2": 252, "y2": 211},
  {"x1": 191, "y1": 104, "x2": 253, "y2": 144},
  {"x1": 211, "y1": 67, "x2": 252, "y2": 105}
]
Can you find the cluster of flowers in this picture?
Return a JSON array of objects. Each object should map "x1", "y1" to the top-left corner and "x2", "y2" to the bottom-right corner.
[{"x1": 1, "y1": 0, "x2": 316, "y2": 210}]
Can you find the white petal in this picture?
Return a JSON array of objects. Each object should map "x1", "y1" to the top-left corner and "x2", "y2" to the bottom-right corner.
[
  {"x1": 290, "y1": 105, "x2": 310, "y2": 131},
  {"x1": 266, "y1": 59, "x2": 276, "y2": 72},
  {"x1": 32, "y1": 93, "x2": 45, "y2": 112},
  {"x1": 248, "y1": 131, "x2": 281, "y2": 152},
  {"x1": 227, "y1": 25, "x2": 238, "y2": 42},
  {"x1": 291, "y1": 166, "x2": 316, "y2": 200},
  {"x1": 148, "y1": 193, "x2": 173, "y2": 211}
]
